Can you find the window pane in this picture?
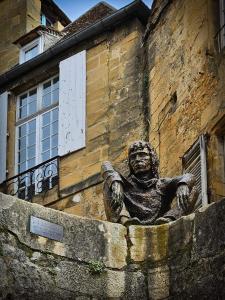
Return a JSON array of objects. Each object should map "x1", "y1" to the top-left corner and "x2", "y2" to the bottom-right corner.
[
  {"x1": 42, "y1": 93, "x2": 51, "y2": 107},
  {"x1": 29, "y1": 89, "x2": 37, "y2": 102},
  {"x1": 53, "y1": 77, "x2": 59, "y2": 88},
  {"x1": 42, "y1": 138, "x2": 50, "y2": 152},
  {"x1": 41, "y1": 13, "x2": 46, "y2": 26},
  {"x1": 52, "y1": 77, "x2": 59, "y2": 103},
  {"x1": 52, "y1": 121, "x2": 58, "y2": 135},
  {"x1": 52, "y1": 134, "x2": 58, "y2": 148},
  {"x1": 28, "y1": 89, "x2": 37, "y2": 115},
  {"x1": 19, "y1": 105, "x2": 27, "y2": 119},
  {"x1": 52, "y1": 108, "x2": 58, "y2": 121},
  {"x1": 19, "y1": 162, "x2": 26, "y2": 173},
  {"x1": 19, "y1": 137, "x2": 26, "y2": 150},
  {"x1": 43, "y1": 81, "x2": 51, "y2": 95},
  {"x1": 42, "y1": 151, "x2": 50, "y2": 161},
  {"x1": 28, "y1": 120, "x2": 36, "y2": 133},
  {"x1": 28, "y1": 101, "x2": 36, "y2": 115},
  {"x1": 18, "y1": 119, "x2": 37, "y2": 173},
  {"x1": 52, "y1": 147, "x2": 58, "y2": 157},
  {"x1": 28, "y1": 146, "x2": 35, "y2": 159},
  {"x1": 31, "y1": 45, "x2": 38, "y2": 57},
  {"x1": 52, "y1": 88, "x2": 59, "y2": 103},
  {"x1": 43, "y1": 112, "x2": 50, "y2": 126},
  {"x1": 19, "y1": 150, "x2": 26, "y2": 163},
  {"x1": 24, "y1": 45, "x2": 38, "y2": 62},
  {"x1": 28, "y1": 133, "x2": 36, "y2": 146},
  {"x1": 19, "y1": 124, "x2": 26, "y2": 138},
  {"x1": 27, "y1": 158, "x2": 35, "y2": 169},
  {"x1": 20, "y1": 94, "x2": 27, "y2": 107},
  {"x1": 42, "y1": 125, "x2": 50, "y2": 138}
]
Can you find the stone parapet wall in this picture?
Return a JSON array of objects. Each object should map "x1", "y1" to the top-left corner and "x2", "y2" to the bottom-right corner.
[{"x1": 0, "y1": 193, "x2": 225, "y2": 299}]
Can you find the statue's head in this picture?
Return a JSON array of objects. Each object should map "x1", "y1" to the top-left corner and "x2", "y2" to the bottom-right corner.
[{"x1": 128, "y1": 141, "x2": 159, "y2": 178}]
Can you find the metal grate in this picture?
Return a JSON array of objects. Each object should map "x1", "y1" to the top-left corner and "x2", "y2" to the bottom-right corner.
[{"x1": 4, "y1": 156, "x2": 59, "y2": 202}]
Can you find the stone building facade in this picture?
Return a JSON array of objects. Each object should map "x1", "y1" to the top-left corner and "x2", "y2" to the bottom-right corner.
[
  {"x1": 0, "y1": 0, "x2": 224, "y2": 221},
  {"x1": 147, "y1": 0, "x2": 225, "y2": 204},
  {"x1": 0, "y1": 1, "x2": 150, "y2": 220}
]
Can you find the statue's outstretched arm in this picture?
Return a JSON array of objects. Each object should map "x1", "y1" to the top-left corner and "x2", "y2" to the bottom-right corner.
[
  {"x1": 159, "y1": 173, "x2": 198, "y2": 213},
  {"x1": 101, "y1": 161, "x2": 124, "y2": 221}
]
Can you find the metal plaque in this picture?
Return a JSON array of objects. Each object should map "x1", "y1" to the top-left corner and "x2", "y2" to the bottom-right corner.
[{"x1": 30, "y1": 216, "x2": 64, "y2": 242}]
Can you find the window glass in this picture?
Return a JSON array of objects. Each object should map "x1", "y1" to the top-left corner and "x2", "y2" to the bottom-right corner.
[
  {"x1": 41, "y1": 108, "x2": 58, "y2": 162},
  {"x1": 28, "y1": 89, "x2": 37, "y2": 115},
  {"x1": 24, "y1": 45, "x2": 39, "y2": 62},
  {"x1": 19, "y1": 89, "x2": 37, "y2": 120},
  {"x1": 43, "y1": 93, "x2": 51, "y2": 108},
  {"x1": 19, "y1": 94, "x2": 27, "y2": 119},
  {"x1": 40, "y1": 13, "x2": 53, "y2": 27},
  {"x1": 43, "y1": 81, "x2": 51, "y2": 94},
  {"x1": 18, "y1": 119, "x2": 36, "y2": 172},
  {"x1": 42, "y1": 78, "x2": 59, "y2": 108},
  {"x1": 28, "y1": 133, "x2": 36, "y2": 146},
  {"x1": 19, "y1": 124, "x2": 26, "y2": 137},
  {"x1": 17, "y1": 76, "x2": 58, "y2": 173},
  {"x1": 41, "y1": 13, "x2": 46, "y2": 26},
  {"x1": 43, "y1": 111, "x2": 50, "y2": 125},
  {"x1": 52, "y1": 77, "x2": 59, "y2": 103}
]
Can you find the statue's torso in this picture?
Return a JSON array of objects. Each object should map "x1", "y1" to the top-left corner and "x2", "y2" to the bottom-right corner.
[{"x1": 123, "y1": 175, "x2": 172, "y2": 223}]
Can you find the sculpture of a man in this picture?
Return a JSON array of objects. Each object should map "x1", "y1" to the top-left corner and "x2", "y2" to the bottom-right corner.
[{"x1": 102, "y1": 141, "x2": 198, "y2": 226}]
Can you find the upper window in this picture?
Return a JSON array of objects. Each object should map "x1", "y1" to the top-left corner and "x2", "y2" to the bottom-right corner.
[
  {"x1": 19, "y1": 38, "x2": 43, "y2": 64},
  {"x1": 41, "y1": 13, "x2": 53, "y2": 27},
  {"x1": 16, "y1": 76, "x2": 59, "y2": 174}
]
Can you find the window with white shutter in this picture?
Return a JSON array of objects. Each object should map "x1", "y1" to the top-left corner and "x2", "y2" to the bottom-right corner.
[
  {"x1": 3, "y1": 50, "x2": 86, "y2": 200},
  {"x1": 182, "y1": 135, "x2": 208, "y2": 208},
  {"x1": 58, "y1": 50, "x2": 86, "y2": 156}
]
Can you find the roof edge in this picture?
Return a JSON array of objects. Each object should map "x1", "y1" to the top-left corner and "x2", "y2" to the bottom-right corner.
[{"x1": 0, "y1": 0, "x2": 150, "y2": 93}]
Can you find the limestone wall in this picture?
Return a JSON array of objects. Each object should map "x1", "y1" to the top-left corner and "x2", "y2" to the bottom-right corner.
[
  {"x1": 0, "y1": 193, "x2": 225, "y2": 299},
  {"x1": 5, "y1": 19, "x2": 147, "y2": 220},
  {"x1": 147, "y1": 0, "x2": 225, "y2": 201},
  {"x1": 53, "y1": 20, "x2": 146, "y2": 219}
]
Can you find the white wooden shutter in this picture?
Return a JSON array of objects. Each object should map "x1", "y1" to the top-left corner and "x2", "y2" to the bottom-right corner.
[
  {"x1": 183, "y1": 135, "x2": 208, "y2": 208},
  {"x1": 0, "y1": 92, "x2": 8, "y2": 183},
  {"x1": 58, "y1": 50, "x2": 86, "y2": 156}
]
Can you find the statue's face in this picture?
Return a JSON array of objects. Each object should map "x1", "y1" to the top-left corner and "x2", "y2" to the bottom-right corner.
[{"x1": 129, "y1": 148, "x2": 151, "y2": 175}]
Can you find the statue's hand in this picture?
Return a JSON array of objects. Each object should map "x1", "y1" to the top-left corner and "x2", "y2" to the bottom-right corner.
[
  {"x1": 176, "y1": 184, "x2": 190, "y2": 212},
  {"x1": 111, "y1": 181, "x2": 124, "y2": 210}
]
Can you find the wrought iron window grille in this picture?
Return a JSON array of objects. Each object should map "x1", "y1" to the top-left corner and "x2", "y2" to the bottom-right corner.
[{"x1": 4, "y1": 156, "x2": 59, "y2": 202}]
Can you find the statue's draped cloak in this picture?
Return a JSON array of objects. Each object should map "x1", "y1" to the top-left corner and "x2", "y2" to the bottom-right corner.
[{"x1": 102, "y1": 163, "x2": 195, "y2": 225}]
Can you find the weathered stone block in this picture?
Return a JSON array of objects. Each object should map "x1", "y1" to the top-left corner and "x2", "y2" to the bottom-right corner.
[
  {"x1": 0, "y1": 193, "x2": 127, "y2": 269},
  {"x1": 57, "y1": 261, "x2": 147, "y2": 299},
  {"x1": 192, "y1": 200, "x2": 225, "y2": 261}
]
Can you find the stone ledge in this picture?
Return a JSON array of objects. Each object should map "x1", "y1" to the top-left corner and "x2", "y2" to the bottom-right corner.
[
  {"x1": 0, "y1": 193, "x2": 225, "y2": 299},
  {"x1": 0, "y1": 193, "x2": 127, "y2": 270}
]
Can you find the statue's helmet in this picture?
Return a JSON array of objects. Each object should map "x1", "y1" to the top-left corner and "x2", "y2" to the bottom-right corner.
[{"x1": 128, "y1": 140, "x2": 159, "y2": 178}]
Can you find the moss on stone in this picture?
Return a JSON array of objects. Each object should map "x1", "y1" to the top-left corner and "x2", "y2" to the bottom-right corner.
[{"x1": 88, "y1": 260, "x2": 106, "y2": 275}]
